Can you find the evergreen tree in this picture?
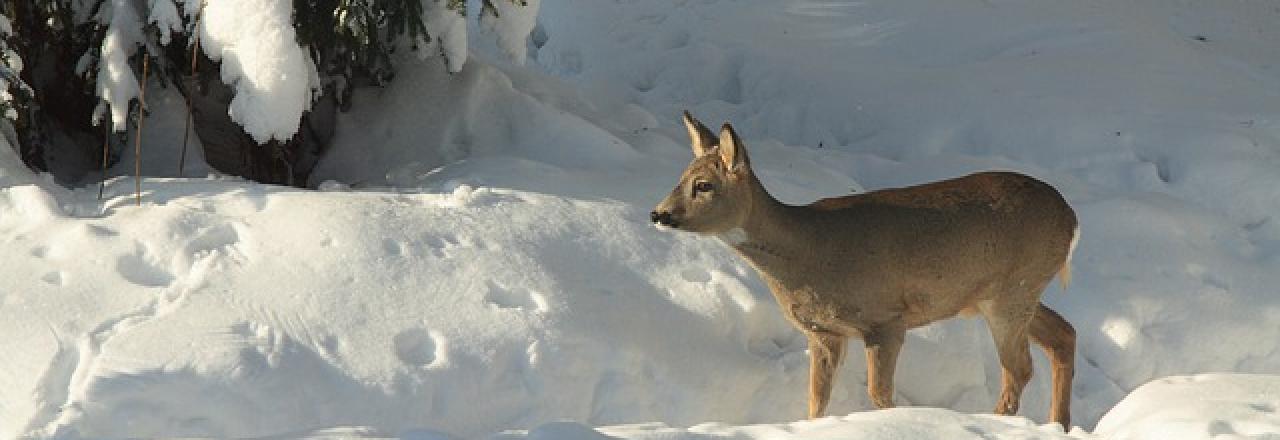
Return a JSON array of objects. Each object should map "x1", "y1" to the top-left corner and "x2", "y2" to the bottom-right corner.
[
  {"x1": 0, "y1": 9, "x2": 37, "y2": 165},
  {"x1": 0, "y1": 0, "x2": 527, "y2": 185},
  {"x1": 294, "y1": 0, "x2": 438, "y2": 110}
]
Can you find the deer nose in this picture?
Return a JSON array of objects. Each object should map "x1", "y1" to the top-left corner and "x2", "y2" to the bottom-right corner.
[{"x1": 650, "y1": 211, "x2": 678, "y2": 228}]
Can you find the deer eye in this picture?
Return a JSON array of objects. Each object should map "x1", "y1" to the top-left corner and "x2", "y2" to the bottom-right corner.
[{"x1": 693, "y1": 181, "x2": 714, "y2": 195}]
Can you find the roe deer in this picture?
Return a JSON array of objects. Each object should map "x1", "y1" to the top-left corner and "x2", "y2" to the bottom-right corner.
[{"x1": 650, "y1": 112, "x2": 1079, "y2": 427}]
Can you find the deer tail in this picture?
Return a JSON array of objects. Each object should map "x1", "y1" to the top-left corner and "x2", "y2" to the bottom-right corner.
[{"x1": 1058, "y1": 225, "x2": 1080, "y2": 291}]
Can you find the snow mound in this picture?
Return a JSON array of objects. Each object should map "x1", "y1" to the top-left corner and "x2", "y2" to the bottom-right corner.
[
  {"x1": 501, "y1": 409, "x2": 1087, "y2": 440},
  {"x1": 1096, "y1": 374, "x2": 1280, "y2": 440},
  {"x1": 3, "y1": 178, "x2": 810, "y2": 438}
]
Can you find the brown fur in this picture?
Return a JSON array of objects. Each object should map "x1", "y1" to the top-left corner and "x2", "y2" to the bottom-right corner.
[{"x1": 652, "y1": 113, "x2": 1079, "y2": 427}]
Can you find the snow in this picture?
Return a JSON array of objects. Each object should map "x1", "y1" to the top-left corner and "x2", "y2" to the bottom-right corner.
[
  {"x1": 5, "y1": 0, "x2": 1280, "y2": 438},
  {"x1": 177, "y1": 0, "x2": 540, "y2": 142},
  {"x1": 1095, "y1": 374, "x2": 1280, "y2": 440},
  {"x1": 477, "y1": 0, "x2": 543, "y2": 66},
  {"x1": 109, "y1": 81, "x2": 214, "y2": 179},
  {"x1": 500, "y1": 409, "x2": 1089, "y2": 440},
  {"x1": 94, "y1": 0, "x2": 147, "y2": 131},
  {"x1": 198, "y1": 0, "x2": 320, "y2": 144},
  {"x1": 417, "y1": 0, "x2": 545, "y2": 73},
  {"x1": 146, "y1": 0, "x2": 184, "y2": 46},
  {"x1": 421, "y1": 0, "x2": 469, "y2": 73}
]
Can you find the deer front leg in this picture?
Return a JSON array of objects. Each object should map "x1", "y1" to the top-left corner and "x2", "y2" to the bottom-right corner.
[
  {"x1": 807, "y1": 331, "x2": 848, "y2": 418},
  {"x1": 863, "y1": 324, "x2": 905, "y2": 409}
]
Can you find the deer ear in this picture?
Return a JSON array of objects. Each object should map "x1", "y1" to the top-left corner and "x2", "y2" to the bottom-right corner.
[
  {"x1": 682, "y1": 110, "x2": 716, "y2": 157},
  {"x1": 718, "y1": 123, "x2": 749, "y2": 172}
]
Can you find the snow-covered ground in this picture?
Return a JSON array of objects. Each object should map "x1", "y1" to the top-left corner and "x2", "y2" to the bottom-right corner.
[{"x1": 5, "y1": 0, "x2": 1280, "y2": 438}]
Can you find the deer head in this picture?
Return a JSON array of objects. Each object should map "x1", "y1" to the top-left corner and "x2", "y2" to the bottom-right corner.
[{"x1": 651, "y1": 111, "x2": 755, "y2": 235}]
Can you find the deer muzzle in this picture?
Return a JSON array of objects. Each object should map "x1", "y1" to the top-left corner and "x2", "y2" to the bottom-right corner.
[{"x1": 650, "y1": 211, "x2": 679, "y2": 228}]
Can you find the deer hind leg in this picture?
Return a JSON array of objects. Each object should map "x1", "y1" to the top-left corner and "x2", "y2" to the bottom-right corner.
[
  {"x1": 806, "y1": 331, "x2": 848, "y2": 419},
  {"x1": 1029, "y1": 303, "x2": 1076, "y2": 428},
  {"x1": 980, "y1": 300, "x2": 1036, "y2": 417},
  {"x1": 863, "y1": 324, "x2": 905, "y2": 410}
]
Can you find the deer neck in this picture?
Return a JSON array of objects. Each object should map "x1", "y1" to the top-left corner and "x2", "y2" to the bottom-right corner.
[{"x1": 719, "y1": 172, "x2": 811, "y2": 266}]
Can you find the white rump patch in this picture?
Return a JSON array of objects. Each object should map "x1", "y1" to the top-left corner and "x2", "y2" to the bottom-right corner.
[
  {"x1": 1067, "y1": 225, "x2": 1081, "y2": 264},
  {"x1": 718, "y1": 227, "x2": 749, "y2": 245},
  {"x1": 1059, "y1": 225, "x2": 1080, "y2": 290}
]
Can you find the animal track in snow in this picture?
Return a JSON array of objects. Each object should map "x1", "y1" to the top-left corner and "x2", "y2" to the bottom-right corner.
[
  {"x1": 41, "y1": 271, "x2": 66, "y2": 286},
  {"x1": 786, "y1": 1, "x2": 862, "y2": 18},
  {"x1": 185, "y1": 223, "x2": 245, "y2": 261},
  {"x1": 484, "y1": 281, "x2": 549, "y2": 312},
  {"x1": 423, "y1": 235, "x2": 449, "y2": 256},
  {"x1": 422, "y1": 234, "x2": 472, "y2": 258},
  {"x1": 383, "y1": 238, "x2": 406, "y2": 257},
  {"x1": 32, "y1": 274, "x2": 198, "y2": 435},
  {"x1": 393, "y1": 328, "x2": 441, "y2": 368},
  {"x1": 747, "y1": 333, "x2": 805, "y2": 361},
  {"x1": 116, "y1": 244, "x2": 175, "y2": 288},
  {"x1": 658, "y1": 29, "x2": 690, "y2": 50},
  {"x1": 83, "y1": 224, "x2": 118, "y2": 237},
  {"x1": 680, "y1": 268, "x2": 713, "y2": 284}
]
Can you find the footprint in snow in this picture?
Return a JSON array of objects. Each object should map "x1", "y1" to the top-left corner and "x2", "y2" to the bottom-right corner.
[
  {"x1": 384, "y1": 238, "x2": 406, "y2": 257},
  {"x1": 185, "y1": 223, "x2": 244, "y2": 259},
  {"x1": 116, "y1": 245, "x2": 175, "y2": 288},
  {"x1": 41, "y1": 271, "x2": 66, "y2": 286},
  {"x1": 1249, "y1": 402, "x2": 1276, "y2": 413},
  {"x1": 393, "y1": 328, "x2": 441, "y2": 368},
  {"x1": 659, "y1": 29, "x2": 690, "y2": 50},
  {"x1": 680, "y1": 267, "x2": 713, "y2": 284},
  {"x1": 83, "y1": 223, "x2": 117, "y2": 237},
  {"x1": 423, "y1": 234, "x2": 472, "y2": 258},
  {"x1": 484, "y1": 281, "x2": 549, "y2": 312}
]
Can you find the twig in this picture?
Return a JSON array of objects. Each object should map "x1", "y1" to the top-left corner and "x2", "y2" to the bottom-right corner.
[
  {"x1": 98, "y1": 121, "x2": 108, "y2": 200},
  {"x1": 178, "y1": 2, "x2": 204, "y2": 176},
  {"x1": 135, "y1": 55, "x2": 149, "y2": 206}
]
